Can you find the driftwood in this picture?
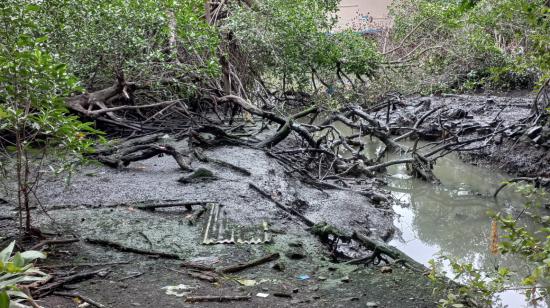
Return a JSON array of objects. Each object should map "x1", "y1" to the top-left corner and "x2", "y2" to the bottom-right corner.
[
  {"x1": 134, "y1": 200, "x2": 212, "y2": 211},
  {"x1": 352, "y1": 232, "x2": 427, "y2": 272},
  {"x1": 186, "y1": 270, "x2": 219, "y2": 283},
  {"x1": 53, "y1": 292, "x2": 107, "y2": 308},
  {"x1": 185, "y1": 295, "x2": 251, "y2": 303},
  {"x1": 85, "y1": 238, "x2": 182, "y2": 259},
  {"x1": 29, "y1": 238, "x2": 80, "y2": 251},
  {"x1": 34, "y1": 269, "x2": 107, "y2": 297},
  {"x1": 217, "y1": 253, "x2": 280, "y2": 274},
  {"x1": 165, "y1": 265, "x2": 220, "y2": 282},
  {"x1": 181, "y1": 261, "x2": 215, "y2": 272},
  {"x1": 194, "y1": 151, "x2": 252, "y2": 176},
  {"x1": 249, "y1": 180, "x2": 426, "y2": 269},
  {"x1": 48, "y1": 199, "x2": 212, "y2": 211},
  {"x1": 179, "y1": 253, "x2": 280, "y2": 282},
  {"x1": 95, "y1": 144, "x2": 192, "y2": 171},
  {"x1": 41, "y1": 261, "x2": 130, "y2": 269}
]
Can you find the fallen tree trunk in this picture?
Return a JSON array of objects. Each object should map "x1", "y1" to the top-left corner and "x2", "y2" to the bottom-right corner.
[
  {"x1": 95, "y1": 144, "x2": 192, "y2": 171},
  {"x1": 352, "y1": 232, "x2": 428, "y2": 272}
]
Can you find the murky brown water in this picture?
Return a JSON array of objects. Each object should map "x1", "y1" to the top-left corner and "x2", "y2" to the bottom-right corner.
[{"x1": 329, "y1": 121, "x2": 549, "y2": 307}]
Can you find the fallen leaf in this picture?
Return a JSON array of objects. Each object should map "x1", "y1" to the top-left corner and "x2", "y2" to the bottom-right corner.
[{"x1": 235, "y1": 278, "x2": 257, "y2": 287}]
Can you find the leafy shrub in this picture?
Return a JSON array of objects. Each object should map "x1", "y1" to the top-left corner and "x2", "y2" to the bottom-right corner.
[
  {"x1": 0, "y1": 242, "x2": 48, "y2": 308},
  {"x1": 385, "y1": 0, "x2": 549, "y2": 94}
]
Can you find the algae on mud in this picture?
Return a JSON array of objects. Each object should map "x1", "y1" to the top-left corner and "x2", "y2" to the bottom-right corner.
[{"x1": 0, "y1": 142, "x2": 450, "y2": 307}]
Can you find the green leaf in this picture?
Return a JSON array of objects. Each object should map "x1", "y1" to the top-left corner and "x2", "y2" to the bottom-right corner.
[
  {"x1": 19, "y1": 251, "x2": 45, "y2": 262},
  {"x1": 6, "y1": 290, "x2": 29, "y2": 300},
  {"x1": 0, "y1": 242, "x2": 14, "y2": 263},
  {"x1": 26, "y1": 4, "x2": 40, "y2": 12},
  {"x1": 11, "y1": 254, "x2": 24, "y2": 269},
  {"x1": 0, "y1": 291, "x2": 9, "y2": 308}
]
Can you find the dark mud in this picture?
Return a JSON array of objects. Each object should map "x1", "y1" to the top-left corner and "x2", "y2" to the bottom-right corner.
[
  {"x1": 3, "y1": 93, "x2": 540, "y2": 307},
  {"x1": 0, "y1": 144, "x2": 450, "y2": 307},
  {"x1": 386, "y1": 94, "x2": 549, "y2": 179}
]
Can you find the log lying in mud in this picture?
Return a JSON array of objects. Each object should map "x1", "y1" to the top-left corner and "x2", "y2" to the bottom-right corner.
[
  {"x1": 34, "y1": 269, "x2": 108, "y2": 298},
  {"x1": 248, "y1": 182, "x2": 414, "y2": 265},
  {"x1": 248, "y1": 183, "x2": 315, "y2": 227},
  {"x1": 217, "y1": 253, "x2": 280, "y2": 274},
  {"x1": 95, "y1": 143, "x2": 192, "y2": 171},
  {"x1": 185, "y1": 295, "x2": 251, "y2": 303},
  {"x1": 53, "y1": 292, "x2": 106, "y2": 308},
  {"x1": 193, "y1": 150, "x2": 252, "y2": 176},
  {"x1": 352, "y1": 232, "x2": 428, "y2": 272},
  {"x1": 48, "y1": 199, "x2": 213, "y2": 211},
  {"x1": 85, "y1": 238, "x2": 182, "y2": 259},
  {"x1": 30, "y1": 238, "x2": 80, "y2": 251},
  {"x1": 133, "y1": 200, "x2": 213, "y2": 211}
]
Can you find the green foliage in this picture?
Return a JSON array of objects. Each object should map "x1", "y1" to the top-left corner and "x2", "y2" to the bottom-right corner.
[
  {"x1": 0, "y1": 0, "x2": 103, "y2": 230},
  {"x1": 0, "y1": 1, "x2": 100, "y2": 155},
  {"x1": 388, "y1": 0, "x2": 549, "y2": 93},
  {"x1": 493, "y1": 184, "x2": 550, "y2": 292},
  {"x1": 225, "y1": 0, "x2": 380, "y2": 92},
  {"x1": 428, "y1": 256, "x2": 509, "y2": 307},
  {"x1": 32, "y1": 0, "x2": 220, "y2": 95},
  {"x1": 0, "y1": 242, "x2": 48, "y2": 308},
  {"x1": 429, "y1": 184, "x2": 550, "y2": 306}
]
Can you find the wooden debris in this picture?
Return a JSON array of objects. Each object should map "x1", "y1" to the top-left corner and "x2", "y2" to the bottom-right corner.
[
  {"x1": 117, "y1": 272, "x2": 144, "y2": 281},
  {"x1": 34, "y1": 269, "x2": 108, "y2": 297},
  {"x1": 186, "y1": 207, "x2": 207, "y2": 225},
  {"x1": 185, "y1": 295, "x2": 251, "y2": 303},
  {"x1": 248, "y1": 183, "x2": 314, "y2": 227},
  {"x1": 85, "y1": 238, "x2": 182, "y2": 259},
  {"x1": 351, "y1": 232, "x2": 427, "y2": 271},
  {"x1": 53, "y1": 292, "x2": 106, "y2": 308},
  {"x1": 217, "y1": 253, "x2": 280, "y2": 274},
  {"x1": 180, "y1": 261, "x2": 215, "y2": 272},
  {"x1": 134, "y1": 200, "x2": 213, "y2": 211},
  {"x1": 30, "y1": 238, "x2": 80, "y2": 251},
  {"x1": 41, "y1": 261, "x2": 130, "y2": 269},
  {"x1": 187, "y1": 270, "x2": 219, "y2": 283}
]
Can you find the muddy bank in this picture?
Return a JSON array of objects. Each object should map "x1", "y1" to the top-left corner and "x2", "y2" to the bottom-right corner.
[
  {"x1": 0, "y1": 142, "x2": 454, "y2": 307},
  {"x1": 381, "y1": 94, "x2": 550, "y2": 180},
  {"x1": 3, "y1": 92, "x2": 539, "y2": 307}
]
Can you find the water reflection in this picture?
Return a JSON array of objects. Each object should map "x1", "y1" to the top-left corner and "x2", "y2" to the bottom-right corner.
[
  {"x1": 316, "y1": 120, "x2": 547, "y2": 306},
  {"x1": 355, "y1": 132, "x2": 542, "y2": 307},
  {"x1": 384, "y1": 149, "x2": 543, "y2": 307}
]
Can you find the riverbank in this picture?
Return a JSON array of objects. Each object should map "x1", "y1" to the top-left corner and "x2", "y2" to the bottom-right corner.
[
  {"x1": 1, "y1": 93, "x2": 547, "y2": 307},
  {"x1": 1, "y1": 143, "x2": 449, "y2": 307},
  {"x1": 377, "y1": 93, "x2": 549, "y2": 182}
]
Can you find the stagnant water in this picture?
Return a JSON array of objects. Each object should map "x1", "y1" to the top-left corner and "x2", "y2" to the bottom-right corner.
[{"x1": 359, "y1": 138, "x2": 546, "y2": 307}]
